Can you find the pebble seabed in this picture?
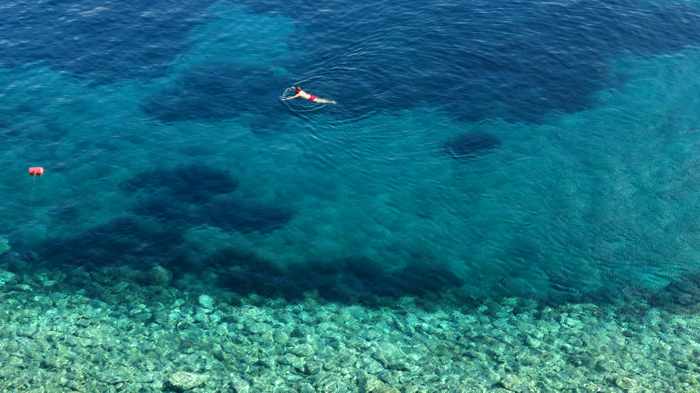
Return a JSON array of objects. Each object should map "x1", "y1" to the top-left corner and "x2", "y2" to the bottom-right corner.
[{"x1": 1, "y1": 261, "x2": 699, "y2": 393}]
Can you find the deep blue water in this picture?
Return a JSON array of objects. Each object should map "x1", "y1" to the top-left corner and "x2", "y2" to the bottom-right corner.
[{"x1": 2, "y1": 0, "x2": 700, "y2": 306}]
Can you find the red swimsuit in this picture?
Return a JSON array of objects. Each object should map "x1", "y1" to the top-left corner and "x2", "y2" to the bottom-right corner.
[{"x1": 296, "y1": 87, "x2": 318, "y2": 102}]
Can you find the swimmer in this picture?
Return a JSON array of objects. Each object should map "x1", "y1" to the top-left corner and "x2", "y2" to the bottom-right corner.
[{"x1": 283, "y1": 86, "x2": 337, "y2": 104}]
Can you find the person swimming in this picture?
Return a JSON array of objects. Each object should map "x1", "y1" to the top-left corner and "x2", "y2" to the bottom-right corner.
[{"x1": 283, "y1": 86, "x2": 337, "y2": 104}]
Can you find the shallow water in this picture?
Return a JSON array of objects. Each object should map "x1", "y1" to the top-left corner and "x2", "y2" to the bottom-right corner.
[{"x1": 2, "y1": 0, "x2": 700, "y2": 390}]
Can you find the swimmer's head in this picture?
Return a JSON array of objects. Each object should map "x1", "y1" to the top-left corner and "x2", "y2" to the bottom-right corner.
[{"x1": 294, "y1": 86, "x2": 302, "y2": 93}]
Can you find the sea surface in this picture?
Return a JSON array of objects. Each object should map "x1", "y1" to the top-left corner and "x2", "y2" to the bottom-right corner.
[{"x1": 2, "y1": 0, "x2": 700, "y2": 391}]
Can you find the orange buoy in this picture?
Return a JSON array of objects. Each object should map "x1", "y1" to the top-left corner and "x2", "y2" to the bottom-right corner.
[{"x1": 28, "y1": 167, "x2": 44, "y2": 176}]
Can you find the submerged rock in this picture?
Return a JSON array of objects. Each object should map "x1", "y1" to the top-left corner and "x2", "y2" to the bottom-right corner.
[
  {"x1": 358, "y1": 374, "x2": 401, "y2": 393},
  {"x1": 228, "y1": 376, "x2": 250, "y2": 393},
  {"x1": 372, "y1": 343, "x2": 410, "y2": 371},
  {"x1": 290, "y1": 343, "x2": 315, "y2": 358},
  {"x1": 166, "y1": 371, "x2": 207, "y2": 391},
  {"x1": 0, "y1": 270, "x2": 16, "y2": 287},
  {"x1": 0, "y1": 237, "x2": 9, "y2": 255},
  {"x1": 148, "y1": 264, "x2": 173, "y2": 286},
  {"x1": 198, "y1": 294, "x2": 215, "y2": 310},
  {"x1": 298, "y1": 382, "x2": 316, "y2": 393},
  {"x1": 443, "y1": 131, "x2": 501, "y2": 159}
]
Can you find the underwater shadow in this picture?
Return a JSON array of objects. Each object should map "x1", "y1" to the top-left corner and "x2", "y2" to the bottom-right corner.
[
  {"x1": 121, "y1": 163, "x2": 240, "y2": 203},
  {"x1": 122, "y1": 163, "x2": 295, "y2": 233},
  {"x1": 0, "y1": 0, "x2": 218, "y2": 83},
  {"x1": 647, "y1": 273, "x2": 700, "y2": 315},
  {"x1": 28, "y1": 216, "x2": 467, "y2": 308},
  {"x1": 443, "y1": 132, "x2": 502, "y2": 160},
  {"x1": 132, "y1": 195, "x2": 294, "y2": 234},
  {"x1": 143, "y1": 63, "x2": 292, "y2": 132},
  {"x1": 242, "y1": 0, "x2": 700, "y2": 124},
  {"x1": 209, "y1": 249, "x2": 464, "y2": 306},
  {"x1": 36, "y1": 217, "x2": 185, "y2": 267},
  {"x1": 29, "y1": 218, "x2": 680, "y2": 312}
]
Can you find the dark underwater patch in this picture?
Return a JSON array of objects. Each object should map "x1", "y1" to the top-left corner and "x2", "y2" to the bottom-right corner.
[
  {"x1": 123, "y1": 164, "x2": 293, "y2": 233},
  {"x1": 201, "y1": 197, "x2": 294, "y2": 233},
  {"x1": 240, "y1": 0, "x2": 700, "y2": 123},
  {"x1": 213, "y1": 251, "x2": 464, "y2": 303},
  {"x1": 37, "y1": 217, "x2": 184, "y2": 267},
  {"x1": 0, "y1": 113, "x2": 69, "y2": 144},
  {"x1": 133, "y1": 195, "x2": 294, "y2": 234},
  {"x1": 179, "y1": 145, "x2": 214, "y2": 157},
  {"x1": 209, "y1": 248, "x2": 299, "y2": 299},
  {"x1": 3, "y1": 0, "x2": 698, "y2": 122},
  {"x1": 0, "y1": 0, "x2": 217, "y2": 83},
  {"x1": 443, "y1": 132, "x2": 501, "y2": 159},
  {"x1": 649, "y1": 273, "x2": 700, "y2": 314},
  {"x1": 133, "y1": 198, "x2": 192, "y2": 225},
  {"x1": 142, "y1": 63, "x2": 290, "y2": 126},
  {"x1": 121, "y1": 163, "x2": 239, "y2": 203}
]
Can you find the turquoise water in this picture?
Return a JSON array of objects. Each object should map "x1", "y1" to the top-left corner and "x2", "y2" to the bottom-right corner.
[
  {"x1": 2, "y1": 1, "x2": 700, "y2": 390},
  {"x1": 2, "y1": 0, "x2": 700, "y2": 305}
]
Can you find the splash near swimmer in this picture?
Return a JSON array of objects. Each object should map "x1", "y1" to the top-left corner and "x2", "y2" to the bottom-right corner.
[{"x1": 280, "y1": 85, "x2": 336, "y2": 113}]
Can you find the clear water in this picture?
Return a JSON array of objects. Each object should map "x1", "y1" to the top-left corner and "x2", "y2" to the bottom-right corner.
[{"x1": 2, "y1": 0, "x2": 700, "y2": 308}]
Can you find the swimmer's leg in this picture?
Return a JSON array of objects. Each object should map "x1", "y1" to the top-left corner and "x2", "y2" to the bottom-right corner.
[{"x1": 314, "y1": 98, "x2": 336, "y2": 104}]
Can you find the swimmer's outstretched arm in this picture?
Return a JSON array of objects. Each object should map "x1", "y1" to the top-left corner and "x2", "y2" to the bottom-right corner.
[{"x1": 282, "y1": 93, "x2": 301, "y2": 100}]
